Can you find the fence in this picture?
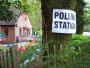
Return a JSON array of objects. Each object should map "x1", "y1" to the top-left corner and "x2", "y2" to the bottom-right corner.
[
  {"x1": 0, "y1": 45, "x2": 43, "y2": 68},
  {"x1": 0, "y1": 45, "x2": 20, "y2": 68},
  {"x1": 42, "y1": 44, "x2": 90, "y2": 68},
  {"x1": 1, "y1": 44, "x2": 90, "y2": 68}
]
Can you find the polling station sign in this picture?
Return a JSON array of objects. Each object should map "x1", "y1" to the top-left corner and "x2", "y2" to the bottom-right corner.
[{"x1": 52, "y1": 9, "x2": 76, "y2": 34}]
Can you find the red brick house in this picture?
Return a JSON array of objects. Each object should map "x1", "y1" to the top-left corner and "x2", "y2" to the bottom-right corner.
[{"x1": 0, "y1": 13, "x2": 32, "y2": 43}]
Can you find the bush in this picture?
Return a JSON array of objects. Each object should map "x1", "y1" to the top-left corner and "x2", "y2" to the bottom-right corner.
[
  {"x1": 71, "y1": 35, "x2": 90, "y2": 46},
  {"x1": 43, "y1": 35, "x2": 90, "y2": 67}
]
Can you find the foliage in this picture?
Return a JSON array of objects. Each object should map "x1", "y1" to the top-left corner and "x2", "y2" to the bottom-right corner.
[
  {"x1": 15, "y1": 34, "x2": 90, "y2": 67},
  {"x1": 0, "y1": 1, "x2": 14, "y2": 21},
  {"x1": 84, "y1": 24, "x2": 90, "y2": 31},
  {"x1": 43, "y1": 35, "x2": 90, "y2": 67},
  {"x1": 84, "y1": 0, "x2": 90, "y2": 24},
  {"x1": 63, "y1": 35, "x2": 90, "y2": 62},
  {"x1": 84, "y1": 1, "x2": 90, "y2": 31},
  {"x1": 19, "y1": 43, "x2": 43, "y2": 63},
  {"x1": 35, "y1": 29, "x2": 42, "y2": 36},
  {"x1": 84, "y1": 7, "x2": 90, "y2": 24},
  {"x1": 71, "y1": 34, "x2": 90, "y2": 46},
  {"x1": 76, "y1": 0, "x2": 86, "y2": 34},
  {"x1": 15, "y1": 0, "x2": 41, "y2": 31},
  {"x1": 55, "y1": 35, "x2": 89, "y2": 63},
  {"x1": 0, "y1": 0, "x2": 41, "y2": 31}
]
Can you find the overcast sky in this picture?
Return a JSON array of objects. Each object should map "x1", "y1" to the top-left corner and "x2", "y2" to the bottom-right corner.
[
  {"x1": 85, "y1": 0, "x2": 90, "y2": 3},
  {"x1": 85, "y1": 0, "x2": 90, "y2": 2},
  {"x1": 85, "y1": 0, "x2": 90, "y2": 6}
]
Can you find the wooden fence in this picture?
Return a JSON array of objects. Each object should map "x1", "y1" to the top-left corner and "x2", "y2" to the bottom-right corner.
[
  {"x1": 0, "y1": 45, "x2": 43, "y2": 68},
  {"x1": 0, "y1": 45, "x2": 20, "y2": 68}
]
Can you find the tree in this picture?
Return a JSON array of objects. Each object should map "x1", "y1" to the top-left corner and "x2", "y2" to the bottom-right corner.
[
  {"x1": 84, "y1": 3, "x2": 90, "y2": 31},
  {"x1": 41, "y1": 0, "x2": 77, "y2": 67},
  {"x1": 76, "y1": 0, "x2": 86, "y2": 34},
  {"x1": 0, "y1": 0, "x2": 14, "y2": 21}
]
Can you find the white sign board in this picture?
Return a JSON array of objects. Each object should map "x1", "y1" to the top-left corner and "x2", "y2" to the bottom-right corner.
[{"x1": 52, "y1": 9, "x2": 76, "y2": 34}]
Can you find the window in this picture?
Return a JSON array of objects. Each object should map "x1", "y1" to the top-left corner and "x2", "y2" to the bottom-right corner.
[
  {"x1": 19, "y1": 28, "x2": 22, "y2": 36},
  {"x1": 27, "y1": 29, "x2": 30, "y2": 36},
  {"x1": 4, "y1": 27, "x2": 8, "y2": 36},
  {"x1": 23, "y1": 27, "x2": 27, "y2": 36},
  {"x1": 25, "y1": 17, "x2": 26, "y2": 21}
]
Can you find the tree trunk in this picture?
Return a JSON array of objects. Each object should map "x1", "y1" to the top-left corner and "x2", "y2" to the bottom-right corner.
[{"x1": 41, "y1": 0, "x2": 77, "y2": 68}]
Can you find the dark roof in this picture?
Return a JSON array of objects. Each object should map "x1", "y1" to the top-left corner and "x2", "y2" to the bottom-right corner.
[
  {"x1": 0, "y1": 20, "x2": 15, "y2": 25},
  {"x1": 0, "y1": 7, "x2": 21, "y2": 26}
]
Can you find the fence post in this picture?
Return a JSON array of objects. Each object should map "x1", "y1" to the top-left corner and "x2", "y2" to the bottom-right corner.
[
  {"x1": 12, "y1": 45, "x2": 20, "y2": 68},
  {"x1": 6, "y1": 49, "x2": 9, "y2": 68},
  {"x1": 0, "y1": 50, "x2": 4, "y2": 68},
  {"x1": 0, "y1": 50, "x2": 3, "y2": 68},
  {"x1": 3, "y1": 50, "x2": 7, "y2": 68},
  {"x1": 0, "y1": 45, "x2": 20, "y2": 68}
]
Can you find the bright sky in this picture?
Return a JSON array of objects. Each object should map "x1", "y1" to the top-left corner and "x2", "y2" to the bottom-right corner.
[
  {"x1": 85, "y1": 0, "x2": 90, "y2": 2},
  {"x1": 85, "y1": 0, "x2": 90, "y2": 6},
  {"x1": 85, "y1": 0, "x2": 90, "y2": 3}
]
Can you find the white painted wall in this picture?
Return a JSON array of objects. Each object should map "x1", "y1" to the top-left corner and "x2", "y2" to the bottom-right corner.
[{"x1": 15, "y1": 13, "x2": 32, "y2": 42}]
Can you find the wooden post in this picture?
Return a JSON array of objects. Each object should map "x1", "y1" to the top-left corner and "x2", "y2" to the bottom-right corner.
[
  {"x1": 0, "y1": 50, "x2": 5, "y2": 68},
  {"x1": 0, "y1": 51, "x2": 3, "y2": 68},
  {"x1": 12, "y1": 45, "x2": 19, "y2": 68},
  {"x1": 9, "y1": 47, "x2": 13, "y2": 68},
  {"x1": 6, "y1": 49, "x2": 9, "y2": 68},
  {"x1": 3, "y1": 50, "x2": 7, "y2": 68}
]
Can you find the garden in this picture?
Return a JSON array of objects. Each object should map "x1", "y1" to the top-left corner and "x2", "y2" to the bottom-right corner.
[{"x1": 0, "y1": 0, "x2": 90, "y2": 68}]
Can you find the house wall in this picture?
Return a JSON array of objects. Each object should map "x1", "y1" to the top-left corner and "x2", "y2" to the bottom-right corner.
[
  {"x1": 15, "y1": 13, "x2": 32, "y2": 42},
  {"x1": 0, "y1": 14, "x2": 32, "y2": 43},
  {"x1": 16, "y1": 13, "x2": 32, "y2": 35},
  {"x1": 1, "y1": 26, "x2": 15, "y2": 43}
]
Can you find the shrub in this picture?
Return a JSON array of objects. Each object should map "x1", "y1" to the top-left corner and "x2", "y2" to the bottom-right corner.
[{"x1": 71, "y1": 34, "x2": 90, "y2": 46}]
